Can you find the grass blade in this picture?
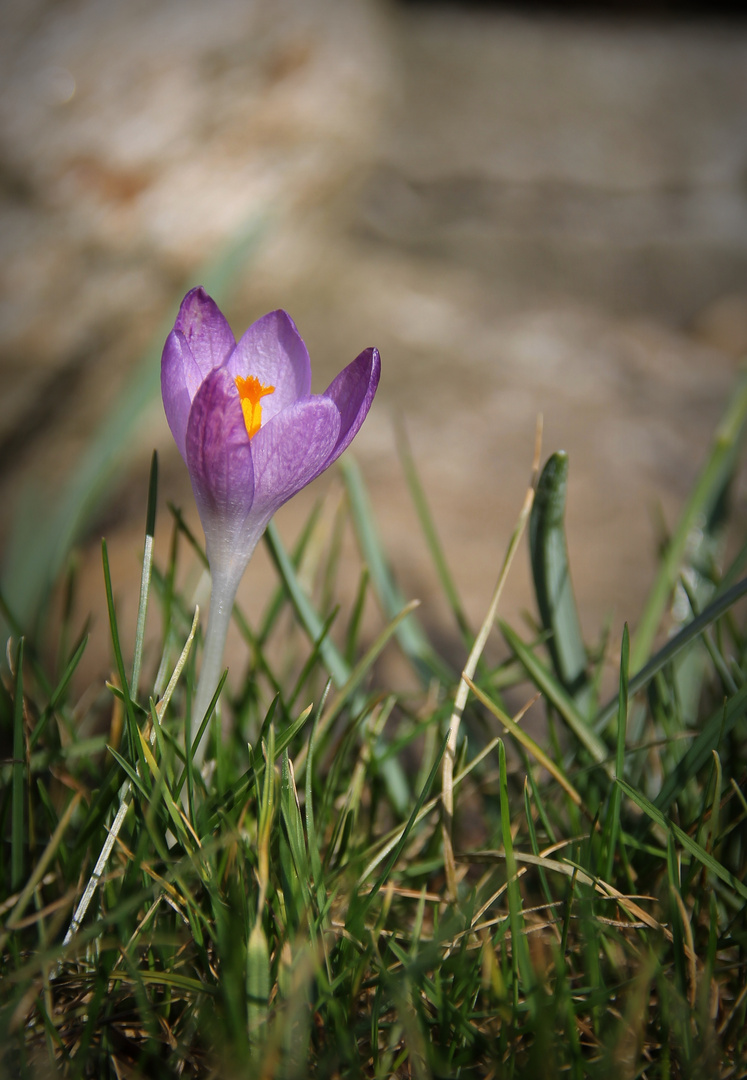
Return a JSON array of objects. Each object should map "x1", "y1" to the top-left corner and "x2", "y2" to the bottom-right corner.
[
  {"x1": 498, "y1": 739, "x2": 533, "y2": 996},
  {"x1": 617, "y1": 777, "x2": 747, "y2": 901},
  {"x1": 0, "y1": 794, "x2": 82, "y2": 954},
  {"x1": 464, "y1": 676, "x2": 583, "y2": 810},
  {"x1": 602, "y1": 624, "x2": 629, "y2": 882},
  {"x1": 264, "y1": 520, "x2": 350, "y2": 687},
  {"x1": 28, "y1": 633, "x2": 88, "y2": 752},
  {"x1": 294, "y1": 599, "x2": 422, "y2": 771},
  {"x1": 396, "y1": 420, "x2": 471, "y2": 644},
  {"x1": 340, "y1": 455, "x2": 452, "y2": 685},
  {"x1": 529, "y1": 451, "x2": 591, "y2": 713},
  {"x1": 360, "y1": 731, "x2": 448, "y2": 914},
  {"x1": 500, "y1": 620, "x2": 608, "y2": 767},
  {"x1": 11, "y1": 638, "x2": 25, "y2": 891},
  {"x1": 631, "y1": 368, "x2": 747, "y2": 671},
  {"x1": 442, "y1": 431, "x2": 541, "y2": 900},
  {"x1": 594, "y1": 575, "x2": 747, "y2": 732},
  {"x1": 247, "y1": 917, "x2": 271, "y2": 1037},
  {"x1": 102, "y1": 539, "x2": 144, "y2": 776},
  {"x1": 654, "y1": 677, "x2": 747, "y2": 813},
  {"x1": 131, "y1": 450, "x2": 158, "y2": 700}
]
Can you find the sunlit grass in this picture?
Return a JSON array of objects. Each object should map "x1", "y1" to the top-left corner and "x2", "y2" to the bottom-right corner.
[{"x1": 2, "y1": 373, "x2": 747, "y2": 1078}]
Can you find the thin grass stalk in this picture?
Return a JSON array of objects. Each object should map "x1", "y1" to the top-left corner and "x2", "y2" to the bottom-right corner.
[
  {"x1": 345, "y1": 566, "x2": 370, "y2": 667},
  {"x1": 293, "y1": 599, "x2": 421, "y2": 776},
  {"x1": 594, "y1": 575, "x2": 747, "y2": 731},
  {"x1": 464, "y1": 678, "x2": 583, "y2": 810},
  {"x1": 617, "y1": 777, "x2": 747, "y2": 901},
  {"x1": 28, "y1": 634, "x2": 88, "y2": 753},
  {"x1": 153, "y1": 515, "x2": 180, "y2": 697},
  {"x1": 441, "y1": 419, "x2": 541, "y2": 899},
  {"x1": 265, "y1": 520, "x2": 349, "y2": 687},
  {"x1": 498, "y1": 740, "x2": 533, "y2": 999},
  {"x1": 396, "y1": 419, "x2": 472, "y2": 646},
  {"x1": 130, "y1": 450, "x2": 158, "y2": 700},
  {"x1": 523, "y1": 779, "x2": 559, "y2": 934},
  {"x1": 500, "y1": 620, "x2": 609, "y2": 768},
  {"x1": 1, "y1": 793, "x2": 82, "y2": 954},
  {"x1": 602, "y1": 623, "x2": 629, "y2": 882},
  {"x1": 705, "y1": 750, "x2": 723, "y2": 855},
  {"x1": 360, "y1": 733, "x2": 507, "y2": 885},
  {"x1": 62, "y1": 608, "x2": 199, "y2": 947},
  {"x1": 11, "y1": 638, "x2": 25, "y2": 892},
  {"x1": 341, "y1": 454, "x2": 451, "y2": 684},
  {"x1": 360, "y1": 732, "x2": 448, "y2": 916},
  {"x1": 257, "y1": 502, "x2": 323, "y2": 645},
  {"x1": 102, "y1": 538, "x2": 143, "y2": 775}
]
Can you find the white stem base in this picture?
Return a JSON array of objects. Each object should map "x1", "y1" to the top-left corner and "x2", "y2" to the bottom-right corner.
[{"x1": 190, "y1": 570, "x2": 241, "y2": 771}]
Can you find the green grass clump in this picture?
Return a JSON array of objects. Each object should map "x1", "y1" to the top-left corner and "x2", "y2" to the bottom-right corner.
[{"x1": 2, "y1": 377, "x2": 747, "y2": 1079}]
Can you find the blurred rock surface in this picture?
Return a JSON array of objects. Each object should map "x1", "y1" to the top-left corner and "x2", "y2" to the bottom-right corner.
[{"x1": 363, "y1": 6, "x2": 747, "y2": 320}]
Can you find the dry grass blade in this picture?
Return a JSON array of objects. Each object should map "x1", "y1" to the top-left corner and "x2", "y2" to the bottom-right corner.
[
  {"x1": 0, "y1": 795, "x2": 81, "y2": 952},
  {"x1": 441, "y1": 417, "x2": 542, "y2": 900},
  {"x1": 464, "y1": 676, "x2": 583, "y2": 809}
]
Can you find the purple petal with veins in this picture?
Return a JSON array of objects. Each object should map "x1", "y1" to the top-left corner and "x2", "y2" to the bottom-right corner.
[
  {"x1": 174, "y1": 287, "x2": 236, "y2": 379},
  {"x1": 185, "y1": 367, "x2": 254, "y2": 573},
  {"x1": 226, "y1": 309, "x2": 312, "y2": 425},
  {"x1": 161, "y1": 330, "x2": 205, "y2": 461},
  {"x1": 323, "y1": 347, "x2": 381, "y2": 467},
  {"x1": 250, "y1": 396, "x2": 341, "y2": 523}
]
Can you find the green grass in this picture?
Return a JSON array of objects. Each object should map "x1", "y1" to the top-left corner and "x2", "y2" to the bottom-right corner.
[{"x1": 2, "y1": 377, "x2": 747, "y2": 1079}]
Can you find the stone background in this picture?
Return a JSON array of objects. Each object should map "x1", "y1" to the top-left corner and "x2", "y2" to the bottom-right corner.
[{"x1": 1, "y1": 0, "x2": 746, "y2": 690}]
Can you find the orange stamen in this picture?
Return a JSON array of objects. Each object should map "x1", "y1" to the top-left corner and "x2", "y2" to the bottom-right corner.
[{"x1": 235, "y1": 375, "x2": 275, "y2": 439}]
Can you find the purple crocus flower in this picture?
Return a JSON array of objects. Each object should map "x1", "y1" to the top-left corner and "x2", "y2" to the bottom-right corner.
[{"x1": 162, "y1": 287, "x2": 380, "y2": 759}]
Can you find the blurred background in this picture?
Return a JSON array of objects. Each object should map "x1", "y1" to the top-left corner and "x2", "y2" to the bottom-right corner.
[{"x1": 1, "y1": 0, "x2": 746, "y2": 684}]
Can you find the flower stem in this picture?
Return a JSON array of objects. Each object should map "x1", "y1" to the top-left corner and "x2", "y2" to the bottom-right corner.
[{"x1": 191, "y1": 570, "x2": 241, "y2": 770}]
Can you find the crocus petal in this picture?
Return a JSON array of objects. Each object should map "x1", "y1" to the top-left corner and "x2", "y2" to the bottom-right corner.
[
  {"x1": 322, "y1": 347, "x2": 381, "y2": 466},
  {"x1": 185, "y1": 367, "x2": 255, "y2": 573},
  {"x1": 175, "y1": 287, "x2": 236, "y2": 379},
  {"x1": 225, "y1": 310, "x2": 312, "y2": 424},
  {"x1": 250, "y1": 396, "x2": 341, "y2": 522},
  {"x1": 161, "y1": 329, "x2": 205, "y2": 461}
]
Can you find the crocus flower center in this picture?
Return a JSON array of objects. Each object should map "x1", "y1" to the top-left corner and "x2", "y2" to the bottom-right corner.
[{"x1": 235, "y1": 375, "x2": 276, "y2": 439}]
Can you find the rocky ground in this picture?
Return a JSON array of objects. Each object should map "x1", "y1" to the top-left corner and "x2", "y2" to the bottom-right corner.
[{"x1": 2, "y1": 0, "x2": 746, "y2": 692}]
